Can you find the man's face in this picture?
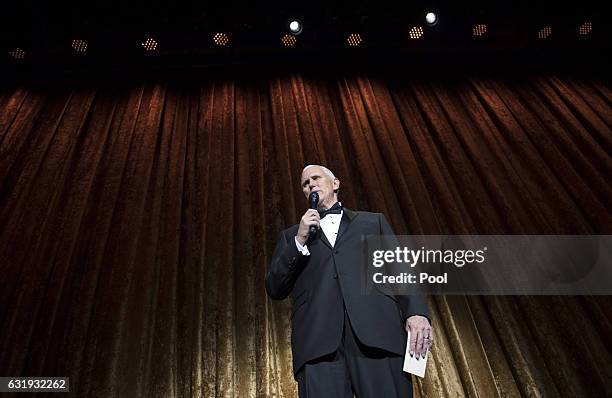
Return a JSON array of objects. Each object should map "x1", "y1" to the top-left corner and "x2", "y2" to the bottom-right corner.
[{"x1": 301, "y1": 166, "x2": 340, "y2": 209}]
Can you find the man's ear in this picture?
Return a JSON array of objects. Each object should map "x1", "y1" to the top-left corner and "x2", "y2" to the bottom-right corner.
[{"x1": 333, "y1": 178, "x2": 340, "y2": 193}]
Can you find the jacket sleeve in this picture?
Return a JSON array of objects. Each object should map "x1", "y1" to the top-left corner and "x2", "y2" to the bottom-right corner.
[
  {"x1": 265, "y1": 230, "x2": 310, "y2": 300},
  {"x1": 379, "y1": 214, "x2": 431, "y2": 324}
]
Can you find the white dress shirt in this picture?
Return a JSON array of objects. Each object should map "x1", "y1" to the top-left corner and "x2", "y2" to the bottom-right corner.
[{"x1": 295, "y1": 203, "x2": 343, "y2": 255}]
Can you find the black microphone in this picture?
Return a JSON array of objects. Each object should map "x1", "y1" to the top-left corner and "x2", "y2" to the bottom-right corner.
[{"x1": 308, "y1": 192, "x2": 319, "y2": 237}]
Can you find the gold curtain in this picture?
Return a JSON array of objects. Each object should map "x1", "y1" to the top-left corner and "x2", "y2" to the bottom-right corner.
[{"x1": 0, "y1": 73, "x2": 610, "y2": 397}]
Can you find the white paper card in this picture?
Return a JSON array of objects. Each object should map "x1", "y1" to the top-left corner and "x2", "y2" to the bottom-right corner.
[{"x1": 403, "y1": 330, "x2": 428, "y2": 378}]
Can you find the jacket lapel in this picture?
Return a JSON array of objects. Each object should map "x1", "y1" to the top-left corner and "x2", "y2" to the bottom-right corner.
[
  {"x1": 334, "y1": 209, "x2": 358, "y2": 248},
  {"x1": 316, "y1": 227, "x2": 333, "y2": 250},
  {"x1": 310, "y1": 208, "x2": 358, "y2": 250}
]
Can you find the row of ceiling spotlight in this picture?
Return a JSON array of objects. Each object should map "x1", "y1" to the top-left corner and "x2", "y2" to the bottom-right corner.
[{"x1": 6, "y1": 18, "x2": 594, "y2": 60}]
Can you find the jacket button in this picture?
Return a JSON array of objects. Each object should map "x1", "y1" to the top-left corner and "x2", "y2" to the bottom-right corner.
[
  {"x1": 333, "y1": 273, "x2": 338, "y2": 279},
  {"x1": 334, "y1": 250, "x2": 339, "y2": 254}
]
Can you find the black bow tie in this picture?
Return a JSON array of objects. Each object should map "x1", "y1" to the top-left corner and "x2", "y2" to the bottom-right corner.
[{"x1": 318, "y1": 202, "x2": 343, "y2": 219}]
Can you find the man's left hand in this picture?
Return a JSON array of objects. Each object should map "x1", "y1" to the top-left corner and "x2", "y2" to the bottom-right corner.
[{"x1": 405, "y1": 315, "x2": 432, "y2": 359}]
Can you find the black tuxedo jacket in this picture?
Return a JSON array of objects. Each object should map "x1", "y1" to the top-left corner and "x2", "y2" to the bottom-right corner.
[{"x1": 265, "y1": 209, "x2": 429, "y2": 376}]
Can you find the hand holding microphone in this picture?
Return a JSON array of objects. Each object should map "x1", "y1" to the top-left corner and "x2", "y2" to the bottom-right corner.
[{"x1": 296, "y1": 192, "x2": 320, "y2": 246}]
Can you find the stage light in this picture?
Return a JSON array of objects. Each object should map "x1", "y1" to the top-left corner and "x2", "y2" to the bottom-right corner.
[
  {"x1": 212, "y1": 33, "x2": 230, "y2": 47},
  {"x1": 472, "y1": 24, "x2": 487, "y2": 38},
  {"x1": 289, "y1": 20, "x2": 303, "y2": 35},
  {"x1": 578, "y1": 22, "x2": 592, "y2": 36},
  {"x1": 409, "y1": 26, "x2": 424, "y2": 40},
  {"x1": 72, "y1": 39, "x2": 88, "y2": 53},
  {"x1": 537, "y1": 26, "x2": 552, "y2": 39},
  {"x1": 9, "y1": 48, "x2": 25, "y2": 59},
  {"x1": 142, "y1": 37, "x2": 158, "y2": 52},
  {"x1": 425, "y1": 12, "x2": 438, "y2": 26},
  {"x1": 281, "y1": 34, "x2": 297, "y2": 47},
  {"x1": 346, "y1": 33, "x2": 363, "y2": 47}
]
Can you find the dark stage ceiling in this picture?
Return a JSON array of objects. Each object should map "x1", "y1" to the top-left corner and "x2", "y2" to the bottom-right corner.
[{"x1": 0, "y1": 0, "x2": 609, "y2": 78}]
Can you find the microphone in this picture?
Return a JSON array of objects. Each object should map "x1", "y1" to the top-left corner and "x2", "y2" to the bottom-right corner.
[{"x1": 308, "y1": 192, "x2": 319, "y2": 237}]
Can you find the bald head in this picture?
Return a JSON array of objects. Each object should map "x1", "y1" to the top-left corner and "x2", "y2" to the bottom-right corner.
[{"x1": 302, "y1": 164, "x2": 336, "y2": 180}]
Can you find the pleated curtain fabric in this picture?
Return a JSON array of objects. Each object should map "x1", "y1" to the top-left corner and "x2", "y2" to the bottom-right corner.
[{"x1": 0, "y1": 73, "x2": 611, "y2": 397}]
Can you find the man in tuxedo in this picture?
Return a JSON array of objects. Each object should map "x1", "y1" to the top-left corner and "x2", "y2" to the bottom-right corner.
[{"x1": 266, "y1": 165, "x2": 432, "y2": 398}]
